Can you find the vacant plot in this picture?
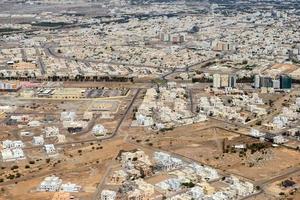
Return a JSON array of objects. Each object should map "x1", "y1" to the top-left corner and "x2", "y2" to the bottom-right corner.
[
  {"x1": 264, "y1": 171, "x2": 300, "y2": 198},
  {"x1": 129, "y1": 123, "x2": 300, "y2": 183},
  {"x1": 0, "y1": 138, "x2": 135, "y2": 200},
  {"x1": 174, "y1": 140, "x2": 300, "y2": 182}
]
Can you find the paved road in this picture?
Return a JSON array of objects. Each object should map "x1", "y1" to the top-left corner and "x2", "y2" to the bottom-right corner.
[
  {"x1": 90, "y1": 89, "x2": 141, "y2": 200},
  {"x1": 45, "y1": 45, "x2": 160, "y2": 69},
  {"x1": 161, "y1": 57, "x2": 216, "y2": 80},
  {"x1": 44, "y1": 43, "x2": 219, "y2": 83},
  {"x1": 188, "y1": 89, "x2": 195, "y2": 114},
  {"x1": 113, "y1": 88, "x2": 141, "y2": 136},
  {"x1": 35, "y1": 47, "x2": 46, "y2": 75},
  {"x1": 239, "y1": 167, "x2": 300, "y2": 200},
  {"x1": 257, "y1": 166, "x2": 300, "y2": 187},
  {"x1": 0, "y1": 161, "x2": 102, "y2": 187},
  {"x1": 0, "y1": 89, "x2": 142, "y2": 188},
  {"x1": 20, "y1": 49, "x2": 27, "y2": 62},
  {"x1": 23, "y1": 89, "x2": 141, "y2": 151},
  {"x1": 92, "y1": 160, "x2": 114, "y2": 200},
  {"x1": 124, "y1": 126, "x2": 300, "y2": 200}
]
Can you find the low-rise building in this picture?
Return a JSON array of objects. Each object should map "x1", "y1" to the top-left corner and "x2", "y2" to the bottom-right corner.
[
  {"x1": 127, "y1": 189, "x2": 145, "y2": 200},
  {"x1": 2, "y1": 140, "x2": 24, "y2": 149},
  {"x1": 135, "y1": 179, "x2": 155, "y2": 198},
  {"x1": 63, "y1": 121, "x2": 87, "y2": 133},
  {"x1": 189, "y1": 186, "x2": 204, "y2": 199},
  {"x1": 32, "y1": 135, "x2": 44, "y2": 146},
  {"x1": 225, "y1": 176, "x2": 254, "y2": 197},
  {"x1": 101, "y1": 190, "x2": 116, "y2": 200},
  {"x1": 28, "y1": 120, "x2": 41, "y2": 127},
  {"x1": 60, "y1": 111, "x2": 76, "y2": 121},
  {"x1": 189, "y1": 163, "x2": 219, "y2": 181},
  {"x1": 249, "y1": 129, "x2": 265, "y2": 138},
  {"x1": 83, "y1": 111, "x2": 93, "y2": 121},
  {"x1": 109, "y1": 170, "x2": 128, "y2": 185},
  {"x1": 156, "y1": 178, "x2": 182, "y2": 192},
  {"x1": 154, "y1": 152, "x2": 183, "y2": 171},
  {"x1": 92, "y1": 124, "x2": 107, "y2": 136},
  {"x1": 44, "y1": 144, "x2": 56, "y2": 155},
  {"x1": 45, "y1": 126, "x2": 60, "y2": 138},
  {"x1": 273, "y1": 135, "x2": 288, "y2": 144},
  {"x1": 120, "y1": 150, "x2": 152, "y2": 166},
  {"x1": 38, "y1": 176, "x2": 63, "y2": 192},
  {"x1": 60, "y1": 182, "x2": 81, "y2": 192},
  {"x1": 1, "y1": 148, "x2": 25, "y2": 162}
]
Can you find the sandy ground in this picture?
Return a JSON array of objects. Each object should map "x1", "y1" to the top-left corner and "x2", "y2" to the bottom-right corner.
[
  {"x1": 127, "y1": 122, "x2": 300, "y2": 183},
  {"x1": 0, "y1": 138, "x2": 135, "y2": 200},
  {"x1": 264, "y1": 171, "x2": 300, "y2": 199}
]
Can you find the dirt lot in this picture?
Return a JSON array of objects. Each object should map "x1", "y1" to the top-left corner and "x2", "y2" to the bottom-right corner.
[
  {"x1": 247, "y1": 192, "x2": 277, "y2": 200},
  {"x1": 128, "y1": 122, "x2": 300, "y2": 183},
  {"x1": 264, "y1": 171, "x2": 300, "y2": 199},
  {"x1": 0, "y1": 138, "x2": 135, "y2": 200}
]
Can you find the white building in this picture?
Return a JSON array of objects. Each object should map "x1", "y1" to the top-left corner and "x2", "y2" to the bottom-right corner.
[
  {"x1": 2, "y1": 140, "x2": 24, "y2": 149},
  {"x1": 156, "y1": 178, "x2": 182, "y2": 191},
  {"x1": 190, "y1": 163, "x2": 219, "y2": 181},
  {"x1": 249, "y1": 128, "x2": 265, "y2": 138},
  {"x1": 44, "y1": 144, "x2": 56, "y2": 155},
  {"x1": 60, "y1": 111, "x2": 76, "y2": 121},
  {"x1": 38, "y1": 176, "x2": 63, "y2": 192},
  {"x1": 189, "y1": 186, "x2": 204, "y2": 199},
  {"x1": 254, "y1": 74, "x2": 260, "y2": 88},
  {"x1": 92, "y1": 124, "x2": 107, "y2": 136},
  {"x1": 101, "y1": 190, "x2": 116, "y2": 200},
  {"x1": 154, "y1": 152, "x2": 183, "y2": 171},
  {"x1": 83, "y1": 111, "x2": 93, "y2": 121},
  {"x1": 120, "y1": 150, "x2": 152, "y2": 166},
  {"x1": 20, "y1": 131, "x2": 33, "y2": 137},
  {"x1": 45, "y1": 127, "x2": 59, "y2": 138},
  {"x1": 28, "y1": 120, "x2": 41, "y2": 127},
  {"x1": 273, "y1": 79, "x2": 280, "y2": 89},
  {"x1": 273, "y1": 135, "x2": 288, "y2": 144},
  {"x1": 60, "y1": 182, "x2": 81, "y2": 192},
  {"x1": 213, "y1": 74, "x2": 221, "y2": 88},
  {"x1": 1, "y1": 149, "x2": 13, "y2": 161},
  {"x1": 32, "y1": 135, "x2": 44, "y2": 146},
  {"x1": 1, "y1": 148, "x2": 25, "y2": 162},
  {"x1": 136, "y1": 113, "x2": 154, "y2": 126},
  {"x1": 62, "y1": 121, "x2": 87, "y2": 130},
  {"x1": 272, "y1": 115, "x2": 288, "y2": 129},
  {"x1": 220, "y1": 74, "x2": 229, "y2": 88},
  {"x1": 226, "y1": 176, "x2": 254, "y2": 197}
]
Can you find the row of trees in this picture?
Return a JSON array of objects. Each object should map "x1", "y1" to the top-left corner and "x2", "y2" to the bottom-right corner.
[{"x1": 0, "y1": 75, "x2": 134, "y2": 82}]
